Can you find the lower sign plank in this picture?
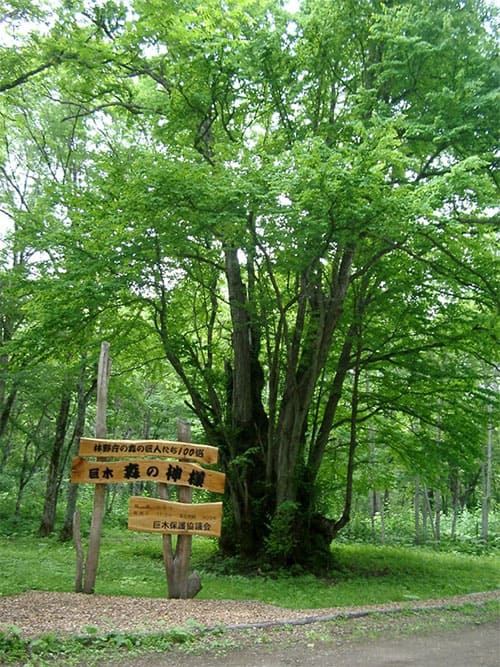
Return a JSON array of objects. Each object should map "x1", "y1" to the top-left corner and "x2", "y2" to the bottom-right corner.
[
  {"x1": 128, "y1": 497, "x2": 222, "y2": 537},
  {"x1": 71, "y1": 457, "x2": 225, "y2": 494}
]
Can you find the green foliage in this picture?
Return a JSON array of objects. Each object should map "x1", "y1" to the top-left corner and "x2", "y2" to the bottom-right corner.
[
  {"x1": 264, "y1": 501, "x2": 301, "y2": 565},
  {"x1": 0, "y1": 626, "x2": 25, "y2": 664},
  {"x1": 0, "y1": 625, "x2": 198, "y2": 666},
  {"x1": 346, "y1": 504, "x2": 500, "y2": 556},
  {"x1": 0, "y1": 0, "x2": 498, "y2": 567}
]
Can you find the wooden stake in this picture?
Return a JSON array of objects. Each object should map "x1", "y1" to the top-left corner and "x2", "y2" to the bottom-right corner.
[
  {"x1": 161, "y1": 420, "x2": 202, "y2": 598},
  {"x1": 83, "y1": 341, "x2": 111, "y2": 594}
]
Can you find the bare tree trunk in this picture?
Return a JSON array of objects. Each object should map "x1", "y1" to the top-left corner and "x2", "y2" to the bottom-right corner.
[
  {"x1": 481, "y1": 405, "x2": 493, "y2": 543},
  {"x1": 380, "y1": 491, "x2": 386, "y2": 545},
  {"x1": 434, "y1": 487, "x2": 441, "y2": 544},
  {"x1": 414, "y1": 476, "x2": 421, "y2": 545},
  {"x1": 423, "y1": 487, "x2": 437, "y2": 543},
  {"x1": 39, "y1": 381, "x2": 72, "y2": 536},
  {"x1": 83, "y1": 342, "x2": 111, "y2": 594},
  {"x1": 367, "y1": 400, "x2": 379, "y2": 541},
  {"x1": 370, "y1": 489, "x2": 376, "y2": 539},
  {"x1": 331, "y1": 335, "x2": 362, "y2": 537},
  {"x1": 60, "y1": 357, "x2": 95, "y2": 541},
  {"x1": 0, "y1": 388, "x2": 17, "y2": 442},
  {"x1": 434, "y1": 401, "x2": 442, "y2": 544},
  {"x1": 274, "y1": 249, "x2": 354, "y2": 507},
  {"x1": 15, "y1": 439, "x2": 40, "y2": 518},
  {"x1": 222, "y1": 245, "x2": 269, "y2": 555},
  {"x1": 450, "y1": 469, "x2": 460, "y2": 541}
]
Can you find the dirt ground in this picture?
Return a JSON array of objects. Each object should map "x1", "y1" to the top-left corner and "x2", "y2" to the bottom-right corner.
[
  {"x1": 106, "y1": 593, "x2": 500, "y2": 667},
  {"x1": 1, "y1": 590, "x2": 497, "y2": 638},
  {"x1": 1, "y1": 590, "x2": 498, "y2": 666},
  {"x1": 116, "y1": 622, "x2": 500, "y2": 667}
]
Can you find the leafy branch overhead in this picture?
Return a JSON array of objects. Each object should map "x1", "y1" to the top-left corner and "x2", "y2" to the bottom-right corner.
[{"x1": 0, "y1": 0, "x2": 498, "y2": 566}]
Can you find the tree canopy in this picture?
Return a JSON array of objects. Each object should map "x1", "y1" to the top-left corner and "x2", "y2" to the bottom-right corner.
[{"x1": 0, "y1": 0, "x2": 498, "y2": 568}]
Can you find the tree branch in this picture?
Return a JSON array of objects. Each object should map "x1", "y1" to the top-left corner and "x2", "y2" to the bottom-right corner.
[{"x1": 0, "y1": 61, "x2": 57, "y2": 93}]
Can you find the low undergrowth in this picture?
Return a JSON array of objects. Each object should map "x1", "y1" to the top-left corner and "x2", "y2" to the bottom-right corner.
[{"x1": 0, "y1": 624, "x2": 197, "y2": 666}]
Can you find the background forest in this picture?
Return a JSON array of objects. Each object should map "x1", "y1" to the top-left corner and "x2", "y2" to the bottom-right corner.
[{"x1": 0, "y1": 0, "x2": 498, "y2": 570}]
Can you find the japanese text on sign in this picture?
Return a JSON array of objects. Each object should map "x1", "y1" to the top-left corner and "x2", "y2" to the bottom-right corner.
[
  {"x1": 128, "y1": 497, "x2": 223, "y2": 537},
  {"x1": 79, "y1": 437, "x2": 218, "y2": 464},
  {"x1": 71, "y1": 457, "x2": 225, "y2": 494}
]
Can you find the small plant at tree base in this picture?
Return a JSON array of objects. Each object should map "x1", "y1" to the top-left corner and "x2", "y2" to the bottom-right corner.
[
  {"x1": 264, "y1": 501, "x2": 301, "y2": 566},
  {"x1": 0, "y1": 626, "x2": 25, "y2": 663}
]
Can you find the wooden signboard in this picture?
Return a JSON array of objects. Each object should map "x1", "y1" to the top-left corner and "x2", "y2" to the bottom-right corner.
[
  {"x1": 79, "y1": 437, "x2": 219, "y2": 465},
  {"x1": 71, "y1": 456, "x2": 225, "y2": 494},
  {"x1": 128, "y1": 497, "x2": 223, "y2": 537}
]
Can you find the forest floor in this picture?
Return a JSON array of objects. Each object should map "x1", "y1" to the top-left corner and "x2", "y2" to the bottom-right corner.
[
  {"x1": 0, "y1": 590, "x2": 498, "y2": 665},
  {"x1": 0, "y1": 589, "x2": 498, "y2": 638}
]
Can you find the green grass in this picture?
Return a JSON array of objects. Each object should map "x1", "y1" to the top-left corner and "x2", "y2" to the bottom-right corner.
[
  {"x1": 1, "y1": 529, "x2": 499, "y2": 607},
  {"x1": 197, "y1": 545, "x2": 500, "y2": 608}
]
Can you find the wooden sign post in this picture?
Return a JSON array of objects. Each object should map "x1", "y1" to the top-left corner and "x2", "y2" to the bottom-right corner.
[
  {"x1": 159, "y1": 420, "x2": 200, "y2": 599},
  {"x1": 72, "y1": 415, "x2": 225, "y2": 598},
  {"x1": 71, "y1": 457, "x2": 225, "y2": 493},
  {"x1": 78, "y1": 437, "x2": 219, "y2": 464},
  {"x1": 77, "y1": 341, "x2": 111, "y2": 595}
]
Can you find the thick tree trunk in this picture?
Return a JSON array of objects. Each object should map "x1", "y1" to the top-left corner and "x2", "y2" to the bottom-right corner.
[
  {"x1": 222, "y1": 246, "x2": 355, "y2": 562},
  {"x1": 222, "y1": 245, "x2": 269, "y2": 557},
  {"x1": 273, "y1": 249, "x2": 354, "y2": 508},
  {"x1": 156, "y1": 237, "x2": 358, "y2": 566}
]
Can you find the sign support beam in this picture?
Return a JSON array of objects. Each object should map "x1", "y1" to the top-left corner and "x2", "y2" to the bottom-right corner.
[
  {"x1": 160, "y1": 420, "x2": 202, "y2": 599},
  {"x1": 83, "y1": 341, "x2": 111, "y2": 594}
]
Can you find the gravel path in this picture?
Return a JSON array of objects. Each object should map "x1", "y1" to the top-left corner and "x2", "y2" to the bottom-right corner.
[{"x1": 0, "y1": 590, "x2": 498, "y2": 638}]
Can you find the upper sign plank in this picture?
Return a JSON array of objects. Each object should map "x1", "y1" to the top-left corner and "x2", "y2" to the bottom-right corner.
[{"x1": 79, "y1": 437, "x2": 219, "y2": 465}]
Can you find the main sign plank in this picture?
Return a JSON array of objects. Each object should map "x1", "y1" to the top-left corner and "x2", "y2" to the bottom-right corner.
[
  {"x1": 71, "y1": 457, "x2": 225, "y2": 494},
  {"x1": 128, "y1": 497, "x2": 222, "y2": 537},
  {"x1": 79, "y1": 437, "x2": 219, "y2": 464}
]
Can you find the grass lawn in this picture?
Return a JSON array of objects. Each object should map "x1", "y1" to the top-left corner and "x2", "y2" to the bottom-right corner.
[{"x1": 1, "y1": 529, "x2": 499, "y2": 607}]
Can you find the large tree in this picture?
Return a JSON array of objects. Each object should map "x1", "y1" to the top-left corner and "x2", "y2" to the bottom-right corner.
[{"x1": 1, "y1": 0, "x2": 498, "y2": 566}]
